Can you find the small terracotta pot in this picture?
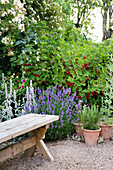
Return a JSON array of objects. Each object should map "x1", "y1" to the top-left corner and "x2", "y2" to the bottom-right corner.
[
  {"x1": 83, "y1": 128, "x2": 101, "y2": 146},
  {"x1": 73, "y1": 122, "x2": 83, "y2": 136},
  {"x1": 100, "y1": 125, "x2": 113, "y2": 139}
]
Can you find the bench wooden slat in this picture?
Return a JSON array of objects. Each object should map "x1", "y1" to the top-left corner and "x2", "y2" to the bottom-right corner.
[
  {"x1": 0, "y1": 114, "x2": 45, "y2": 129},
  {"x1": 0, "y1": 114, "x2": 32, "y2": 128},
  {"x1": 0, "y1": 136, "x2": 37, "y2": 162},
  {"x1": 0, "y1": 114, "x2": 45, "y2": 133},
  {"x1": 0, "y1": 114, "x2": 59, "y2": 143}
]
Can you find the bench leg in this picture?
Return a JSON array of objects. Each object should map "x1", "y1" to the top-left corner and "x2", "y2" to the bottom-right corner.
[
  {"x1": 35, "y1": 124, "x2": 54, "y2": 161},
  {"x1": 36, "y1": 139, "x2": 54, "y2": 161},
  {"x1": 24, "y1": 124, "x2": 54, "y2": 161},
  {"x1": 24, "y1": 131, "x2": 36, "y2": 157}
]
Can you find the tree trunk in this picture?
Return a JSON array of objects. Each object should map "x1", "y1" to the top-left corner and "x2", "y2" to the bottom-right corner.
[
  {"x1": 102, "y1": 2, "x2": 109, "y2": 41},
  {"x1": 108, "y1": 3, "x2": 113, "y2": 38},
  {"x1": 102, "y1": 1, "x2": 113, "y2": 41}
]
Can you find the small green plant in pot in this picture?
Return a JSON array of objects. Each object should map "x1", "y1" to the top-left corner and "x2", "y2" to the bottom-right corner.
[{"x1": 82, "y1": 105, "x2": 102, "y2": 146}]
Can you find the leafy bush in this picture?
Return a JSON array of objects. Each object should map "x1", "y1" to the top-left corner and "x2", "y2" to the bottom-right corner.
[
  {"x1": 0, "y1": 0, "x2": 65, "y2": 75},
  {"x1": 0, "y1": 0, "x2": 113, "y2": 107},
  {"x1": 101, "y1": 54, "x2": 113, "y2": 117},
  {"x1": 11, "y1": 30, "x2": 113, "y2": 105},
  {"x1": 1, "y1": 36, "x2": 112, "y2": 106}
]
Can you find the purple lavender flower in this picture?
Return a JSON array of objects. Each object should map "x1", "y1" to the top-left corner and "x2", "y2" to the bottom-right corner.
[
  {"x1": 62, "y1": 111, "x2": 64, "y2": 115},
  {"x1": 34, "y1": 106, "x2": 38, "y2": 113},
  {"x1": 51, "y1": 122, "x2": 54, "y2": 129},
  {"x1": 76, "y1": 104, "x2": 80, "y2": 110},
  {"x1": 52, "y1": 110, "x2": 55, "y2": 115},
  {"x1": 20, "y1": 84, "x2": 87, "y2": 141}
]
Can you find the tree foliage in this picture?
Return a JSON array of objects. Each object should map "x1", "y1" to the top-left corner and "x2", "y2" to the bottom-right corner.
[{"x1": 71, "y1": 0, "x2": 102, "y2": 34}]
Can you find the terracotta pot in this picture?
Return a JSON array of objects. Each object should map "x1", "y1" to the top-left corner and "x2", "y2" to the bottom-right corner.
[
  {"x1": 100, "y1": 125, "x2": 113, "y2": 139},
  {"x1": 83, "y1": 128, "x2": 101, "y2": 146},
  {"x1": 73, "y1": 122, "x2": 83, "y2": 136}
]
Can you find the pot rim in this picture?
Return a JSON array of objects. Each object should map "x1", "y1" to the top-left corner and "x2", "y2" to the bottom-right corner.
[
  {"x1": 100, "y1": 124, "x2": 113, "y2": 127},
  {"x1": 73, "y1": 122, "x2": 83, "y2": 126},
  {"x1": 83, "y1": 128, "x2": 101, "y2": 132}
]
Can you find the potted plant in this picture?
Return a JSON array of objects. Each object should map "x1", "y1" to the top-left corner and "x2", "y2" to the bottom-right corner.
[
  {"x1": 82, "y1": 105, "x2": 102, "y2": 146},
  {"x1": 100, "y1": 116, "x2": 113, "y2": 139}
]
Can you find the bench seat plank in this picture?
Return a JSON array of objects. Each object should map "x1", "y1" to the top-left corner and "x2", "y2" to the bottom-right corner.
[
  {"x1": 0, "y1": 114, "x2": 59, "y2": 144},
  {"x1": 0, "y1": 114, "x2": 45, "y2": 133}
]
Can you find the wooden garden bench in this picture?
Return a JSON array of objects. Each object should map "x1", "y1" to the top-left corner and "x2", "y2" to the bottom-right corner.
[{"x1": 0, "y1": 114, "x2": 59, "y2": 162}]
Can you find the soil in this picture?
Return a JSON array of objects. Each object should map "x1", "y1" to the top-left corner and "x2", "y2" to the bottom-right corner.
[{"x1": 0, "y1": 138, "x2": 113, "y2": 170}]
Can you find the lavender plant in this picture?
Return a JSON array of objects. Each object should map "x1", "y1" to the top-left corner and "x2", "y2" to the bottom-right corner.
[{"x1": 23, "y1": 85, "x2": 82, "y2": 141}]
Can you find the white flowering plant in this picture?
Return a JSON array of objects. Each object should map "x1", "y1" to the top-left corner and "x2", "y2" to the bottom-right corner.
[
  {"x1": 24, "y1": 0, "x2": 65, "y2": 31},
  {"x1": 0, "y1": 73, "x2": 36, "y2": 122},
  {"x1": 0, "y1": 0, "x2": 26, "y2": 74},
  {"x1": 0, "y1": 0, "x2": 67, "y2": 88}
]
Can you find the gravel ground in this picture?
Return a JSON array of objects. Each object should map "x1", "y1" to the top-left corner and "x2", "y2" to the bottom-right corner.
[{"x1": 0, "y1": 138, "x2": 113, "y2": 170}]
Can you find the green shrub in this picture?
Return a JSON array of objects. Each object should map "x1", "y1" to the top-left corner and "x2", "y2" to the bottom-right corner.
[
  {"x1": 0, "y1": 0, "x2": 113, "y2": 106},
  {"x1": 82, "y1": 105, "x2": 102, "y2": 130}
]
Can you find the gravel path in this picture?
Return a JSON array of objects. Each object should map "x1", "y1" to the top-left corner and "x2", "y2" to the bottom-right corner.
[{"x1": 0, "y1": 139, "x2": 113, "y2": 170}]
